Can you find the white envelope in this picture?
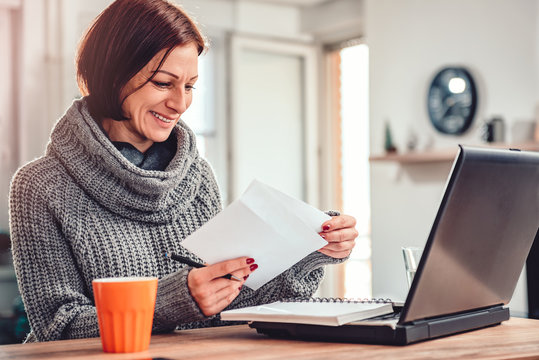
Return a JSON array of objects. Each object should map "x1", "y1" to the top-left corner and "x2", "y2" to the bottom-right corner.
[{"x1": 181, "y1": 180, "x2": 330, "y2": 290}]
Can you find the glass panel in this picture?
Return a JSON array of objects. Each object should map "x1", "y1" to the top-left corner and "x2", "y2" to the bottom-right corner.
[
  {"x1": 183, "y1": 54, "x2": 213, "y2": 157},
  {"x1": 339, "y1": 44, "x2": 371, "y2": 299},
  {"x1": 183, "y1": 54, "x2": 214, "y2": 136}
]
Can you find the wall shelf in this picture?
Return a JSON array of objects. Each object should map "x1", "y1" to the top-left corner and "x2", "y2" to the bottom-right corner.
[{"x1": 369, "y1": 142, "x2": 539, "y2": 164}]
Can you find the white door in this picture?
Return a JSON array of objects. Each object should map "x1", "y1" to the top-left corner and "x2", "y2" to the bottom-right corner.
[{"x1": 229, "y1": 36, "x2": 318, "y2": 205}]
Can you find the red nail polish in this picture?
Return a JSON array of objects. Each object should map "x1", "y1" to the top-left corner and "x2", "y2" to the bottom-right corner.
[
  {"x1": 238, "y1": 286, "x2": 242, "y2": 291},
  {"x1": 323, "y1": 225, "x2": 330, "y2": 231},
  {"x1": 243, "y1": 275, "x2": 249, "y2": 280},
  {"x1": 246, "y1": 258, "x2": 255, "y2": 264},
  {"x1": 320, "y1": 234, "x2": 326, "y2": 239},
  {"x1": 250, "y1": 264, "x2": 258, "y2": 271}
]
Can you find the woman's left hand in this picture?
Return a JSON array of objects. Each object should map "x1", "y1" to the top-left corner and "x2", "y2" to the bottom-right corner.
[{"x1": 317, "y1": 214, "x2": 358, "y2": 259}]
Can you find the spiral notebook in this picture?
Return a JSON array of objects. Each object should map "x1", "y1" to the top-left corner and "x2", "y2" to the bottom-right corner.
[
  {"x1": 221, "y1": 298, "x2": 394, "y2": 326},
  {"x1": 246, "y1": 146, "x2": 539, "y2": 345}
]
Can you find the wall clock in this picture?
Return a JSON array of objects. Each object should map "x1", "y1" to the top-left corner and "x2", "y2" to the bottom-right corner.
[{"x1": 427, "y1": 67, "x2": 477, "y2": 135}]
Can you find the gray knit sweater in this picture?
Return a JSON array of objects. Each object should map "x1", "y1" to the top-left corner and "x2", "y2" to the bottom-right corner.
[{"x1": 9, "y1": 98, "x2": 342, "y2": 342}]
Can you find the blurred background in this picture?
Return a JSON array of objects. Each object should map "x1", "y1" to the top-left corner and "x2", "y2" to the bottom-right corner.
[{"x1": 0, "y1": 0, "x2": 538, "y2": 343}]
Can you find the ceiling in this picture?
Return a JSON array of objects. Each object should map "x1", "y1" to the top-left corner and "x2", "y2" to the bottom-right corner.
[{"x1": 242, "y1": 0, "x2": 332, "y2": 8}]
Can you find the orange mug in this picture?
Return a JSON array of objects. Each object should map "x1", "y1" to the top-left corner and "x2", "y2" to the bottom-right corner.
[{"x1": 92, "y1": 277, "x2": 158, "y2": 353}]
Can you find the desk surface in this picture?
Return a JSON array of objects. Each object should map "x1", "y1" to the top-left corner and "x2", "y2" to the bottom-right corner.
[{"x1": 1, "y1": 317, "x2": 538, "y2": 360}]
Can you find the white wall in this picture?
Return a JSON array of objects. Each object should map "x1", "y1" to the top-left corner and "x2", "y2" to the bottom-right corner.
[{"x1": 367, "y1": 0, "x2": 538, "y2": 315}]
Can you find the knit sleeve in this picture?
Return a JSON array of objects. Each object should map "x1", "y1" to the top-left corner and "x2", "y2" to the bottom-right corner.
[
  {"x1": 226, "y1": 251, "x2": 345, "y2": 311},
  {"x1": 10, "y1": 166, "x2": 101, "y2": 341},
  {"x1": 10, "y1": 164, "x2": 214, "y2": 341},
  {"x1": 151, "y1": 268, "x2": 209, "y2": 331}
]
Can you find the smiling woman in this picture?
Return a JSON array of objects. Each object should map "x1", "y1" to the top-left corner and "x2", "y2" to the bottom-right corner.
[
  {"x1": 101, "y1": 45, "x2": 200, "y2": 153},
  {"x1": 8, "y1": 0, "x2": 357, "y2": 344}
]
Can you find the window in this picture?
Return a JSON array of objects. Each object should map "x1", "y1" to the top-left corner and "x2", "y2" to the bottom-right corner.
[
  {"x1": 183, "y1": 54, "x2": 214, "y2": 158},
  {"x1": 326, "y1": 42, "x2": 371, "y2": 299},
  {"x1": 181, "y1": 40, "x2": 230, "y2": 203}
]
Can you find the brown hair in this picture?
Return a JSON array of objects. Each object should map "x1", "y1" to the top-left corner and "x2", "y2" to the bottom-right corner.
[{"x1": 76, "y1": 0, "x2": 206, "y2": 120}]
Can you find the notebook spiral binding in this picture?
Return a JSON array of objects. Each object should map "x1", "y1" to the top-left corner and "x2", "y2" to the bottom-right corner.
[{"x1": 282, "y1": 297, "x2": 393, "y2": 304}]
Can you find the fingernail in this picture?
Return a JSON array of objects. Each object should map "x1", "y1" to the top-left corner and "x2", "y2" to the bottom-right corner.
[
  {"x1": 250, "y1": 264, "x2": 258, "y2": 271},
  {"x1": 320, "y1": 234, "x2": 326, "y2": 239},
  {"x1": 243, "y1": 275, "x2": 249, "y2": 280},
  {"x1": 246, "y1": 258, "x2": 255, "y2": 264},
  {"x1": 238, "y1": 285, "x2": 243, "y2": 291},
  {"x1": 323, "y1": 225, "x2": 331, "y2": 231}
]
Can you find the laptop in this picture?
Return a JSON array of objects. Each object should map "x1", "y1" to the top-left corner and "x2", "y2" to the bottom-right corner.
[{"x1": 250, "y1": 145, "x2": 539, "y2": 345}]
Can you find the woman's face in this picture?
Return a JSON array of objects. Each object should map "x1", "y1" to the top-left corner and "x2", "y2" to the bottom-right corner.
[{"x1": 102, "y1": 43, "x2": 199, "y2": 153}]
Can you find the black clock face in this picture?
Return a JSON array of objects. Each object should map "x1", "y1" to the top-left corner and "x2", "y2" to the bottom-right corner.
[{"x1": 427, "y1": 67, "x2": 477, "y2": 135}]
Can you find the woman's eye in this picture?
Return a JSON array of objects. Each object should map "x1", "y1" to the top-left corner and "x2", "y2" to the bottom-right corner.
[
  {"x1": 186, "y1": 85, "x2": 196, "y2": 92},
  {"x1": 153, "y1": 81, "x2": 171, "y2": 89}
]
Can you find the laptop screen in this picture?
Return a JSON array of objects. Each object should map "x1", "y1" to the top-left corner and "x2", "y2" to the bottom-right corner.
[{"x1": 399, "y1": 146, "x2": 539, "y2": 323}]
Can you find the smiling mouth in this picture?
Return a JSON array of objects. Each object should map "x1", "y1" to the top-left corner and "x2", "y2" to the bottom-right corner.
[{"x1": 150, "y1": 111, "x2": 175, "y2": 124}]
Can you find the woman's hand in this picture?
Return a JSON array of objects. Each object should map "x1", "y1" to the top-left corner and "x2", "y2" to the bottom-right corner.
[
  {"x1": 317, "y1": 215, "x2": 358, "y2": 259},
  {"x1": 187, "y1": 257, "x2": 258, "y2": 316}
]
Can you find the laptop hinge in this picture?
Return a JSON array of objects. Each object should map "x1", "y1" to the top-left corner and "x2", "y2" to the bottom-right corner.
[
  {"x1": 406, "y1": 306, "x2": 509, "y2": 340},
  {"x1": 405, "y1": 305, "x2": 505, "y2": 326}
]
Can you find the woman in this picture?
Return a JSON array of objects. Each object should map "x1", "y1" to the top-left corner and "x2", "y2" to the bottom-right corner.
[{"x1": 9, "y1": 0, "x2": 358, "y2": 342}]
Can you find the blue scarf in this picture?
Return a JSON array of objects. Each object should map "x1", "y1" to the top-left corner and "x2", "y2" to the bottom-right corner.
[{"x1": 112, "y1": 134, "x2": 177, "y2": 171}]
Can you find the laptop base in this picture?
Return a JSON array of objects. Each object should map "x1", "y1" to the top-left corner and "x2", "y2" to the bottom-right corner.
[{"x1": 249, "y1": 306, "x2": 509, "y2": 345}]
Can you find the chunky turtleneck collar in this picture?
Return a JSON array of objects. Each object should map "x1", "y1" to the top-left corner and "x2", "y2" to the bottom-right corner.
[{"x1": 46, "y1": 98, "x2": 204, "y2": 223}]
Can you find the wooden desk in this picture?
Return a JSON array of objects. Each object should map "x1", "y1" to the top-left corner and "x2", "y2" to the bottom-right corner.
[{"x1": 1, "y1": 318, "x2": 539, "y2": 360}]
